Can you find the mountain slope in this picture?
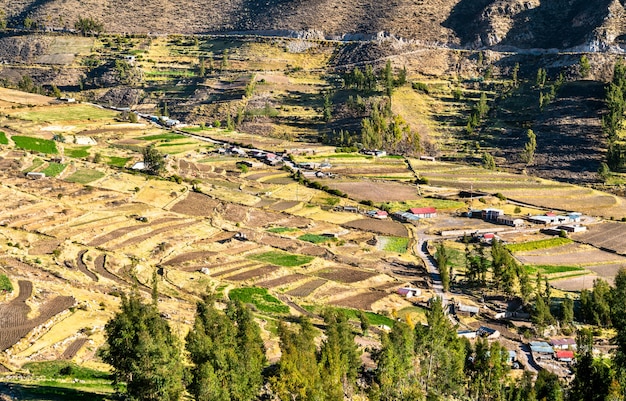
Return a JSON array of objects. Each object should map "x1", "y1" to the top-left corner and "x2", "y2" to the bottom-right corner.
[{"x1": 1, "y1": 0, "x2": 625, "y2": 50}]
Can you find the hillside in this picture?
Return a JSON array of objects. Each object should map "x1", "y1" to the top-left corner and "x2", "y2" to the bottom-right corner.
[{"x1": 1, "y1": 0, "x2": 626, "y2": 50}]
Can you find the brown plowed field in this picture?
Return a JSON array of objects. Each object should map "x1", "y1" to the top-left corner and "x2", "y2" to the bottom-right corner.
[
  {"x1": 163, "y1": 251, "x2": 218, "y2": 266},
  {"x1": 212, "y1": 262, "x2": 260, "y2": 278},
  {"x1": 315, "y1": 268, "x2": 378, "y2": 283},
  {"x1": 0, "y1": 280, "x2": 75, "y2": 351},
  {"x1": 28, "y1": 239, "x2": 61, "y2": 255},
  {"x1": 109, "y1": 221, "x2": 198, "y2": 250},
  {"x1": 514, "y1": 243, "x2": 626, "y2": 266},
  {"x1": 89, "y1": 217, "x2": 184, "y2": 247},
  {"x1": 224, "y1": 265, "x2": 279, "y2": 281},
  {"x1": 329, "y1": 181, "x2": 419, "y2": 202},
  {"x1": 93, "y1": 254, "x2": 127, "y2": 284},
  {"x1": 256, "y1": 273, "x2": 308, "y2": 289},
  {"x1": 269, "y1": 201, "x2": 300, "y2": 211},
  {"x1": 287, "y1": 279, "x2": 327, "y2": 297},
  {"x1": 60, "y1": 338, "x2": 88, "y2": 360},
  {"x1": 573, "y1": 222, "x2": 626, "y2": 254},
  {"x1": 342, "y1": 219, "x2": 408, "y2": 237},
  {"x1": 76, "y1": 250, "x2": 98, "y2": 282},
  {"x1": 330, "y1": 291, "x2": 390, "y2": 311},
  {"x1": 170, "y1": 192, "x2": 220, "y2": 216}
]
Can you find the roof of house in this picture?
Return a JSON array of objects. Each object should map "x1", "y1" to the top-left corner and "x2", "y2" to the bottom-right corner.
[
  {"x1": 530, "y1": 341, "x2": 554, "y2": 354},
  {"x1": 409, "y1": 207, "x2": 436, "y2": 214},
  {"x1": 555, "y1": 350, "x2": 575, "y2": 359},
  {"x1": 550, "y1": 338, "x2": 576, "y2": 346}
]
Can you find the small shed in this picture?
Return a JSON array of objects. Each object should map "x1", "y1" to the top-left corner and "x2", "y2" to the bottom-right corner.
[
  {"x1": 131, "y1": 162, "x2": 145, "y2": 170},
  {"x1": 457, "y1": 330, "x2": 477, "y2": 339},
  {"x1": 497, "y1": 215, "x2": 524, "y2": 227},
  {"x1": 455, "y1": 303, "x2": 479, "y2": 316},
  {"x1": 477, "y1": 326, "x2": 500, "y2": 339},
  {"x1": 397, "y1": 287, "x2": 421, "y2": 298},
  {"x1": 26, "y1": 172, "x2": 45, "y2": 180}
]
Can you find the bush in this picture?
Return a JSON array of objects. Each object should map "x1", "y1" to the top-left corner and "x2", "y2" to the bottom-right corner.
[
  {"x1": 411, "y1": 82, "x2": 429, "y2": 94},
  {"x1": 0, "y1": 274, "x2": 13, "y2": 292}
]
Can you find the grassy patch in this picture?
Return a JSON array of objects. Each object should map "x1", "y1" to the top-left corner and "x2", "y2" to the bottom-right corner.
[
  {"x1": 41, "y1": 162, "x2": 67, "y2": 177},
  {"x1": 65, "y1": 169, "x2": 105, "y2": 184},
  {"x1": 0, "y1": 274, "x2": 13, "y2": 292},
  {"x1": 248, "y1": 251, "x2": 313, "y2": 267},
  {"x1": 138, "y1": 133, "x2": 185, "y2": 141},
  {"x1": 0, "y1": 131, "x2": 8, "y2": 145},
  {"x1": 506, "y1": 238, "x2": 572, "y2": 253},
  {"x1": 382, "y1": 236, "x2": 410, "y2": 253},
  {"x1": 298, "y1": 234, "x2": 332, "y2": 244},
  {"x1": 10, "y1": 104, "x2": 117, "y2": 122},
  {"x1": 228, "y1": 287, "x2": 289, "y2": 314},
  {"x1": 266, "y1": 227, "x2": 299, "y2": 234},
  {"x1": 106, "y1": 156, "x2": 130, "y2": 167},
  {"x1": 23, "y1": 158, "x2": 44, "y2": 173},
  {"x1": 24, "y1": 361, "x2": 110, "y2": 380},
  {"x1": 383, "y1": 198, "x2": 465, "y2": 212},
  {"x1": 303, "y1": 305, "x2": 395, "y2": 327},
  {"x1": 12, "y1": 136, "x2": 58, "y2": 154},
  {"x1": 65, "y1": 146, "x2": 91, "y2": 158},
  {"x1": 524, "y1": 265, "x2": 585, "y2": 275},
  {"x1": 156, "y1": 142, "x2": 197, "y2": 147}
]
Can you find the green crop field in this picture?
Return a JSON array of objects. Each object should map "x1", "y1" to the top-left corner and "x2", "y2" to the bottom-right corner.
[
  {"x1": 41, "y1": 162, "x2": 66, "y2": 177},
  {"x1": 507, "y1": 238, "x2": 572, "y2": 253},
  {"x1": 298, "y1": 234, "x2": 332, "y2": 244},
  {"x1": 138, "y1": 133, "x2": 185, "y2": 141},
  {"x1": 107, "y1": 156, "x2": 130, "y2": 167},
  {"x1": 22, "y1": 157, "x2": 44, "y2": 173},
  {"x1": 267, "y1": 227, "x2": 299, "y2": 234},
  {"x1": 66, "y1": 169, "x2": 105, "y2": 184},
  {"x1": 382, "y1": 236, "x2": 410, "y2": 253},
  {"x1": 0, "y1": 131, "x2": 8, "y2": 145},
  {"x1": 12, "y1": 136, "x2": 58, "y2": 154},
  {"x1": 0, "y1": 274, "x2": 13, "y2": 292},
  {"x1": 248, "y1": 251, "x2": 314, "y2": 267},
  {"x1": 65, "y1": 146, "x2": 91, "y2": 158},
  {"x1": 228, "y1": 287, "x2": 289, "y2": 314},
  {"x1": 524, "y1": 265, "x2": 585, "y2": 275}
]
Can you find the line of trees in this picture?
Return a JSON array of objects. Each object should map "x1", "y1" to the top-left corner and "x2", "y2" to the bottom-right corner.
[
  {"x1": 604, "y1": 62, "x2": 626, "y2": 171},
  {"x1": 102, "y1": 275, "x2": 626, "y2": 401}
]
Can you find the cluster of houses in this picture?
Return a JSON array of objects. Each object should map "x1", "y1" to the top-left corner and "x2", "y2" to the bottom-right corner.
[
  {"x1": 360, "y1": 149, "x2": 387, "y2": 157},
  {"x1": 215, "y1": 146, "x2": 285, "y2": 166},
  {"x1": 530, "y1": 339, "x2": 576, "y2": 363},
  {"x1": 392, "y1": 207, "x2": 437, "y2": 223},
  {"x1": 467, "y1": 208, "x2": 586, "y2": 232}
]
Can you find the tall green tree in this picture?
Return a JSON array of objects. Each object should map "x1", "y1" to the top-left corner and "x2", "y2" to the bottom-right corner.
[
  {"x1": 319, "y1": 310, "x2": 361, "y2": 401},
  {"x1": 101, "y1": 292, "x2": 184, "y2": 401},
  {"x1": 521, "y1": 129, "x2": 537, "y2": 165},
  {"x1": 435, "y1": 242, "x2": 450, "y2": 291},
  {"x1": 142, "y1": 144, "x2": 165, "y2": 175},
  {"x1": 270, "y1": 317, "x2": 324, "y2": 401}
]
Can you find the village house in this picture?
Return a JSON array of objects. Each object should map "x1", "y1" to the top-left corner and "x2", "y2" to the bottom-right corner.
[
  {"x1": 496, "y1": 215, "x2": 525, "y2": 227},
  {"x1": 550, "y1": 338, "x2": 576, "y2": 350},
  {"x1": 409, "y1": 207, "x2": 437, "y2": 218},
  {"x1": 392, "y1": 211, "x2": 421, "y2": 223},
  {"x1": 477, "y1": 326, "x2": 500, "y2": 339},
  {"x1": 555, "y1": 350, "x2": 574, "y2": 363},
  {"x1": 483, "y1": 208, "x2": 503, "y2": 222},
  {"x1": 367, "y1": 210, "x2": 388, "y2": 219},
  {"x1": 26, "y1": 171, "x2": 45, "y2": 180}
]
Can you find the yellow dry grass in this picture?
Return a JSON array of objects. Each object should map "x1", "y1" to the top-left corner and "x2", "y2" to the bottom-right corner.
[{"x1": 0, "y1": 88, "x2": 53, "y2": 106}]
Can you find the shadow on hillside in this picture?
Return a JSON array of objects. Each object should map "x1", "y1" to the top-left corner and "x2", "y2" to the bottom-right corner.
[
  {"x1": 0, "y1": 382, "x2": 114, "y2": 401},
  {"x1": 443, "y1": 0, "x2": 612, "y2": 49}
]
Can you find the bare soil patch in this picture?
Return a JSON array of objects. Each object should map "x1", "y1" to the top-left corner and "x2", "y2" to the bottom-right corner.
[
  {"x1": 212, "y1": 262, "x2": 260, "y2": 278},
  {"x1": 163, "y1": 251, "x2": 218, "y2": 266},
  {"x1": 170, "y1": 192, "x2": 221, "y2": 216},
  {"x1": 0, "y1": 280, "x2": 75, "y2": 351},
  {"x1": 514, "y1": 243, "x2": 626, "y2": 266},
  {"x1": 28, "y1": 239, "x2": 60, "y2": 256},
  {"x1": 551, "y1": 276, "x2": 595, "y2": 291},
  {"x1": 329, "y1": 181, "x2": 419, "y2": 202},
  {"x1": 60, "y1": 338, "x2": 88, "y2": 360},
  {"x1": 256, "y1": 273, "x2": 308, "y2": 289},
  {"x1": 574, "y1": 222, "x2": 626, "y2": 254},
  {"x1": 269, "y1": 200, "x2": 300, "y2": 211},
  {"x1": 110, "y1": 221, "x2": 197, "y2": 250},
  {"x1": 330, "y1": 291, "x2": 389, "y2": 311},
  {"x1": 75, "y1": 250, "x2": 98, "y2": 281},
  {"x1": 94, "y1": 254, "x2": 126, "y2": 284},
  {"x1": 224, "y1": 264, "x2": 279, "y2": 281},
  {"x1": 342, "y1": 218, "x2": 408, "y2": 237},
  {"x1": 287, "y1": 279, "x2": 327, "y2": 297},
  {"x1": 315, "y1": 267, "x2": 378, "y2": 283}
]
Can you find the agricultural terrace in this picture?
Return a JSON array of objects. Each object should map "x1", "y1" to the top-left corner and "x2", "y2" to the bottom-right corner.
[{"x1": 409, "y1": 158, "x2": 626, "y2": 218}]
